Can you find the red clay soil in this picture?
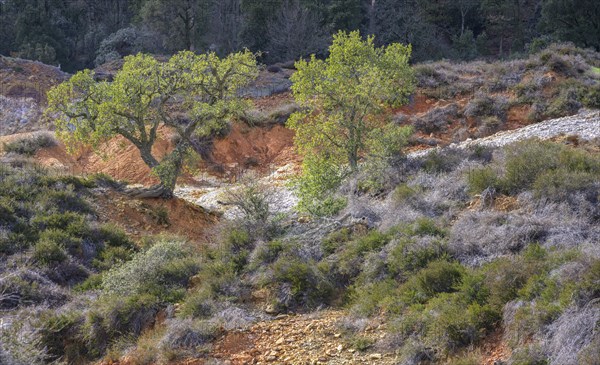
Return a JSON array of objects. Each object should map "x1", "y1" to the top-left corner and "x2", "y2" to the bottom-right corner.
[
  {"x1": 480, "y1": 329, "x2": 511, "y2": 365},
  {"x1": 93, "y1": 190, "x2": 217, "y2": 243},
  {"x1": 28, "y1": 122, "x2": 298, "y2": 186},
  {"x1": 210, "y1": 123, "x2": 298, "y2": 171}
]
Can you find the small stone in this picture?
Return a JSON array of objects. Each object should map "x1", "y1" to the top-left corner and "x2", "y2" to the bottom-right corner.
[
  {"x1": 336, "y1": 344, "x2": 343, "y2": 352},
  {"x1": 369, "y1": 353, "x2": 382, "y2": 360},
  {"x1": 275, "y1": 337, "x2": 285, "y2": 345},
  {"x1": 333, "y1": 333, "x2": 341, "y2": 338},
  {"x1": 348, "y1": 349, "x2": 356, "y2": 353}
]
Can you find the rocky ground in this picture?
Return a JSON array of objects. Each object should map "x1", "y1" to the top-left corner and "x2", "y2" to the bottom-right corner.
[
  {"x1": 409, "y1": 109, "x2": 600, "y2": 158},
  {"x1": 210, "y1": 310, "x2": 397, "y2": 365}
]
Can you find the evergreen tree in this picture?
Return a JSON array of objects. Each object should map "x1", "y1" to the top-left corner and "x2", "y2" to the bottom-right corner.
[{"x1": 540, "y1": 0, "x2": 600, "y2": 50}]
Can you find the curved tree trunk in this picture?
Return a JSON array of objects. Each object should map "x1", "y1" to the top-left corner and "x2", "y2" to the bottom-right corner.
[{"x1": 123, "y1": 143, "x2": 187, "y2": 199}]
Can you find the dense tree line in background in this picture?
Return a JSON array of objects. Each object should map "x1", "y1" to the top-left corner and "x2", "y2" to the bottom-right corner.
[{"x1": 0, "y1": 0, "x2": 599, "y2": 71}]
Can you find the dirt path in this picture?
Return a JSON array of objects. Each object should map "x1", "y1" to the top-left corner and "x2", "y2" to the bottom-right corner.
[{"x1": 210, "y1": 310, "x2": 397, "y2": 365}]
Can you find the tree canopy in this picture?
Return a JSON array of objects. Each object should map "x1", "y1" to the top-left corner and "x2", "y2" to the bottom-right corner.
[
  {"x1": 47, "y1": 50, "x2": 259, "y2": 197},
  {"x1": 288, "y1": 30, "x2": 415, "y2": 214},
  {"x1": 2, "y1": 0, "x2": 598, "y2": 70}
]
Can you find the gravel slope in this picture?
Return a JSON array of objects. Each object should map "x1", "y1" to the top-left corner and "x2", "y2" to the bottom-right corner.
[{"x1": 410, "y1": 109, "x2": 600, "y2": 158}]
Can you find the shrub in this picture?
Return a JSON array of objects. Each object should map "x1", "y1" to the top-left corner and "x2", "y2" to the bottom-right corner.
[
  {"x1": 38, "y1": 228, "x2": 82, "y2": 257},
  {"x1": 387, "y1": 237, "x2": 448, "y2": 278},
  {"x1": 447, "y1": 353, "x2": 482, "y2": 365},
  {"x1": 159, "y1": 318, "x2": 219, "y2": 355},
  {"x1": 90, "y1": 293, "x2": 161, "y2": 342},
  {"x1": 270, "y1": 253, "x2": 332, "y2": 309},
  {"x1": 33, "y1": 239, "x2": 68, "y2": 266},
  {"x1": 400, "y1": 260, "x2": 464, "y2": 305},
  {"x1": 577, "y1": 260, "x2": 600, "y2": 303},
  {"x1": 502, "y1": 141, "x2": 563, "y2": 193},
  {"x1": 546, "y1": 84, "x2": 582, "y2": 118},
  {"x1": 178, "y1": 289, "x2": 217, "y2": 319},
  {"x1": 411, "y1": 217, "x2": 446, "y2": 237},
  {"x1": 582, "y1": 83, "x2": 600, "y2": 108},
  {"x1": 102, "y1": 239, "x2": 199, "y2": 301},
  {"x1": 249, "y1": 239, "x2": 285, "y2": 267},
  {"x1": 337, "y1": 230, "x2": 391, "y2": 278},
  {"x1": 509, "y1": 345, "x2": 548, "y2": 365},
  {"x1": 501, "y1": 140, "x2": 600, "y2": 196},
  {"x1": 0, "y1": 313, "x2": 49, "y2": 365},
  {"x1": 468, "y1": 166, "x2": 500, "y2": 195},
  {"x1": 424, "y1": 295, "x2": 497, "y2": 353},
  {"x1": 464, "y1": 94, "x2": 509, "y2": 121},
  {"x1": 346, "y1": 335, "x2": 374, "y2": 352},
  {"x1": 36, "y1": 310, "x2": 85, "y2": 362},
  {"x1": 392, "y1": 183, "x2": 418, "y2": 203},
  {"x1": 533, "y1": 168, "x2": 598, "y2": 202},
  {"x1": 32, "y1": 212, "x2": 88, "y2": 236},
  {"x1": 321, "y1": 227, "x2": 352, "y2": 256},
  {"x1": 3, "y1": 132, "x2": 57, "y2": 156},
  {"x1": 412, "y1": 104, "x2": 458, "y2": 134},
  {"x1": 421, "y1": 149, "x2": 465, "y2": 173},
  {"x1": 350, "y1": 280, "x2": 397, "y2": 316},
  {"x1": 96, "y1": 223, "x2": 135, "y2": 249}
]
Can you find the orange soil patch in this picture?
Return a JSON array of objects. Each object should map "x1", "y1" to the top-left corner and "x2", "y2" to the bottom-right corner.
[
  {"x1": 210, "y1": 123, "x2": 298, "y2": 172},
  {"x1": 25, "y1": 122, "x2": 298, "y2": 185},
  {"x1": 34, "y1": 129, "x2": 173, "y2": 186},
  {"x1": 480, "y1": 329, "x2": 511, "y2": 365},
  {"x1": 507, "y1": 104, "x2": 533, "y2": 129},
  {"x1": 93, "y1": 190, "x2": 217, "y2": 243}
]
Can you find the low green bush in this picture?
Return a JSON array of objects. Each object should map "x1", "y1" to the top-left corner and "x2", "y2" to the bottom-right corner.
[
  {"x1": 496, "y1": 140, "x2": 600, "y2": 197},
  {"x1": 271, "y1": 253, "x2": 333, "y2": 308},
  {"x1": 583, "y1": 83, "x2": 600, "y2": 108},
  {"x1": 468, "y1": 166, "x2": 500, "y2": 195},
  {"x1": 533, "y1": 168, "x2": 598, "y2": 201},
  {"x1": 322, "y1": 227, "x2": 352, "y2": 256},
  {"x1": 392, "y1": 183, "x2": 418, "y2": 203},
  {"x1": 509, "y1": 345, "x2": 548, "y2": 365},
  {"x1": 387, "y1": 237, "x2": 447, "y2": 277},
  {"x1": 102, "y1": 239, "x2": 199, "y2": 302},
  {"x1": 400, "y1": 260, "x2": 464, "y2": 305},
  {"x1": 33, "y1": 239, "x2": 68, "y2": 266},
  {"x1": 38, "y1": 228, "x2": 83, "y2": 256}
]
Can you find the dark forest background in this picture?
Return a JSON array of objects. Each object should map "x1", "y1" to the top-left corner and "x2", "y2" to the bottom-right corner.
[{"x1": 0, "y1": 0, "x2": 599, "y2": 72}]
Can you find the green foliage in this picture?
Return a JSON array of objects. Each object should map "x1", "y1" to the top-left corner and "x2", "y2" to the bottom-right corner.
[
  {"x1": 468, "y1": 141, "x2": 600, "y2": 200},
  {"x1": 400, "y1": 260, "x2": 464, "y2": 305},
  {"x1": 346, "y1": 335, "x2": 375, "y2": 352},
  {"x1": 271, "y1": 253, "x2": 333, "y2": 307},
  {"x1": 292, "y1": 153, "x2": 348, "y2": 216},
  {"x1": 289, "y1": 31, "x2": 415, "y2": 212},
  {"x1": 582, "y1": 83, "x2": 600, "y2": 108},
  {"x1": 33, "y1": 239, "x2": 68, "y2": 266},
  {"x1": 47, "y1": 50, "x2": 258, "y2": 196},
  {"x1": 392, "y1": 183, "x2": 418, "y2": 203},
  {"x1": 509, "y1": 345, "x2": 549, "y2": 365},
  {"x1": 102, "y1": 239, "x2": 199, "y2": 302},
  {"x1": 467, "y1": 166, "x2": 500, "y2": 195},
  {"x1": 387, "y1": 238, "x2": 448, "y2": 277},
  {"x1": 540, "y1": 0, "x2": 600, "y2": 50},
  {"x1": 322, "y1": 228, "x2": 352, "y2": 256}
]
